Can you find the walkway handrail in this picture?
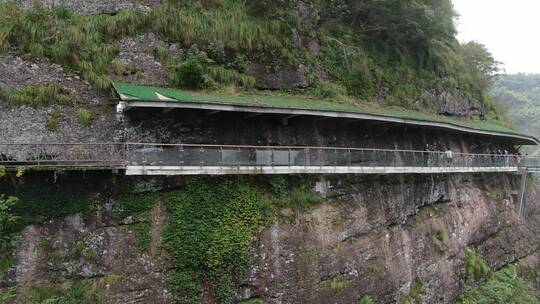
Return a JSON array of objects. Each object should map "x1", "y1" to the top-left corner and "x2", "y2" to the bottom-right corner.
[
  {"x1": 1, "y1": 142, "x2": 539, "y2": 171},
  {"x1": 1, "y1": 142, "x2": 538, "y2": 157}
]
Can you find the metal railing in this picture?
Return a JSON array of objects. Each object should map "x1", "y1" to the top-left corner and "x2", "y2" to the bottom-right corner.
[
  {"x1": 0, "y1": 143, "x2": 126, "y2": 169},
  {"x1": 125, "y1": 143, "x2": 533, "y2": 169},
  {"x1": 1, "y1": 143, "x2": 538, "y2": 172},
  {"x1": 0, "y1": 143, "x2": 540, "y2": 169}
]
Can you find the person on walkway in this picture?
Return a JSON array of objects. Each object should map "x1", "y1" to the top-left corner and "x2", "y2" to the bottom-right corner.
[
  {"x1": 445, "y1": 147, "x2": 453, "y2": 166},
  {"x1": 424, "y1": 144, "x2": 432, "y2": 167}
]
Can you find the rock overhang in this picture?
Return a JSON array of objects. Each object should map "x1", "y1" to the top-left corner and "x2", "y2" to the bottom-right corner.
[{"x1": 112, "y1": 82, "x2": 540, "y2": 146}]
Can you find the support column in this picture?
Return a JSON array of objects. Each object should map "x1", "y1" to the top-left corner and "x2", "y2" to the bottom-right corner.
[{"x1": 517, "y1": 167, "x2": 528, "y2": 216}]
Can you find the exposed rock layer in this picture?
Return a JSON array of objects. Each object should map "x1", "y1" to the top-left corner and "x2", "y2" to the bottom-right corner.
[{"x1": 1, "y1": 173, "x2": 538, "y2": 303}]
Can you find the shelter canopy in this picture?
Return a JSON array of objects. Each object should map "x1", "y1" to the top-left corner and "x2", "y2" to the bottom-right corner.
[{"x1": 113, "y1": 82, "x2": 539, "y2": 146}]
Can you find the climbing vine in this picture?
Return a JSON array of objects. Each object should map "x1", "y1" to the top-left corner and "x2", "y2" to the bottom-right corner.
[
  {"x1": 160, "y1": 176, "x2": 324, "y2": 303},
  {"x1": 163, "y1": 178, "x2": 274, "y2": 303}
]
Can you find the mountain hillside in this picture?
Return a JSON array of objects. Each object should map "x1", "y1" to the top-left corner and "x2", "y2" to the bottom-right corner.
[
  {"x1": 0, "y1": 0, "x2": 506, "y2": 122},
  {"x1": 1, "y1": 1, "x2": 539, "y2": 304},
  {"x1": 493, "y1": 74, "x2": 540, "y2": 156}
]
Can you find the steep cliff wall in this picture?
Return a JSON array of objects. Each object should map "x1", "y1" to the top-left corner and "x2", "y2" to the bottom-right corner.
[
  {"x1": 1, "y1": 173, "x2": 538, "y2": 303},
  {"x1": 0, "y1": 1, "x2": 537, "y2": 303},
  {"x1": 246, "y1": 174, "x2": 539, "y2": 303}
]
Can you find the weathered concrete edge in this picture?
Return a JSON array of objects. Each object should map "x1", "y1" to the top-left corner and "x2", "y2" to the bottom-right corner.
[
  {"x1": 125, "y1": 165, "x2": 519, "y2": 176},
  {"x1": 120, "y1": 101, "x2": 539, "y2": 146}
]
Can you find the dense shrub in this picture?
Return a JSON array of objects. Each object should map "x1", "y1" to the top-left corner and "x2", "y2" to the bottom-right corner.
[{"x1": 176, "y1": 56, "x2": 205, "y2": 89}]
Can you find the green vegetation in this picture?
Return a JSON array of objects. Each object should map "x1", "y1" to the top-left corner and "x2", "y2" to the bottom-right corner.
[
  {"x1": 46, "y1": 110, "x2": 62, "y2": 130},
  {"x1": 151, "y1": 1, "x2": 284, "y2": 52},
  {"x1": 163, "y1": 178, "x2": 274, "y2": 303},
  {"x1": 0, "y1": 1, "x2": 277, "y2": 93},
  {"x1": 0, "y1": 3, "x2": 117, "y2": 93},
  {"x1": 396, "y1": 278, "x2": 425, "y2": 304},
  {"x1": 0, "y1": 195, "x2": 18, "y2": 241},
  {"x1": 1, "y1": 187, "x2": 94, "y2": 228},
  {"x1": 77, "y1": 109, "x2": 93, "y2": 128},
  {"x1": 26, "y1": 281, "x2": 104, "y2": 304},
  {"x1": 112, "y1": 193, "x2": 157, "y2": 252},
  {"x1": 5, "y1": 83, "x2": 71, "y2": 108},
  {"x1": 493, "y1": 74, "x2": 540, "y2": 156},
  {"x1": 131, "y1": 222, "x2": 151, "y2": 251},
  {"x1": 1, "y1": 287, "x2": 17, "y2": 302},
  {"x1": 15, "y1": 166, "x2": 25, "y2": 178},
  {"x1": 429, "y1": 227, "x2": 448, "y2": 254},
  {"x1": 327, "y1": 276, "x2": 350, "y2": 292},
  {"x1": 176, "y1": 56, "x2": 205, "y2": 89},
  {"x1": 110, "y1": 59, "x2": 143, "y2": 76},
  {"x1": 359, "y1": 295, "x2": 374, "y2": 304},
  {"x1": 311, "y1": 81, "x2": 348, "y2": 100},
  {"x1": 0, "y1": 0, "x2": 509, "y2": 125},
  {"x1": 309, "y1": 0, "x2": 502, "y2": 114},
  {"x1": 0, "y1": 195, "x2": 19, "y2": 279},
  {"x1": 0, "y1": 166, "x2": 5, "y2": 178},
  {"x1": 435, "y1": 228, "x2": 446, "y2": 242},
  {"x1": 465, "y1": 249, "x2": 492, "y2": 283},
  {"x1": 133, "y1": 176, "x2": 322, "y2": 303},
  {"x1": 458, "y1": 265, "x2": 538, "y2": 304}
]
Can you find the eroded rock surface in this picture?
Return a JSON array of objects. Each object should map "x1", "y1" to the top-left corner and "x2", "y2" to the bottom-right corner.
[
  {"x1": 3, "y1": 203, "x2": 172, "y2": 303},
  {"x1": 111, "y1": 33, "x2": 170, "y2": 86},
  {"x1": 246, "y1": 64, "x2": 310, "y2": 90},
  {"x1": 244, "y1": 174, "x2": 540, "y2": 304}
]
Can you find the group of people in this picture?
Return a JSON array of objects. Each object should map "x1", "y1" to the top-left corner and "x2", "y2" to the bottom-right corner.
[
  {"x1": 422, "y1": 144, "x2": 527, "y2": 167},
  {"x1": 423, "y1": 144, "x2": 454, "y2": 166},
  {"x1": 493, "y1": 150, "x2": 528, "y2": 166}
]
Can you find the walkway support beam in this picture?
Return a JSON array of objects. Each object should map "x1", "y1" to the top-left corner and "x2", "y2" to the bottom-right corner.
[{"x1": 518, "y1": 167, "x2": 528, "y2": 216}]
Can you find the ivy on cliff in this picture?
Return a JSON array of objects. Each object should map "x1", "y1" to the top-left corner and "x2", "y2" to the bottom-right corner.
[
  {"x1": 163, "y1": 178, "x2": 274, "y2": 303},
  {"x1": 159, "y1": 176, "x2": 321, "y2": 303}
]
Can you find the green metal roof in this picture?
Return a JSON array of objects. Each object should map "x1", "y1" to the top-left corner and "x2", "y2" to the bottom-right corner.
[{"x1": 112, "y1": 82, "x2": 539, "y2": 145}]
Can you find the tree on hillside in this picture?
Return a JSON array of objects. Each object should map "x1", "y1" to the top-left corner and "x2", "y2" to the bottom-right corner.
[{"x1": 461, "y1": 41, "x2": 501, "y2": 89}]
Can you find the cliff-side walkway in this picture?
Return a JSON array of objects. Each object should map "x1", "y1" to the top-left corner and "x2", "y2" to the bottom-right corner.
[{"x1": 0, "y1": 143, "x2": 538, "y2": 175}]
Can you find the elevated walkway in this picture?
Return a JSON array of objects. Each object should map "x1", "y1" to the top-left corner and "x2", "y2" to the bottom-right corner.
[{"x1": 1, "y1": 143, "x2": 538, "y2": 176}]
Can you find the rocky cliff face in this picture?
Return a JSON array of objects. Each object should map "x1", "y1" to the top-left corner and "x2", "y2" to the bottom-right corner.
[
  {"x1": 246, "y1": 174, "x2": 539, "y2": 303},
  {"x1": 0, "y1": 1, "x2": 536, "y2": 303},
  {"x1": 1, "y1": 173, "x2": 538, "y2": 303}
]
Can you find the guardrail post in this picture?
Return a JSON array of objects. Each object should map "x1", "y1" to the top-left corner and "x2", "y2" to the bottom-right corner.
[
  {"x1": 288, "y1": 148, "x2": 292, "y2": 168},
  {"x1": 334, "y1": 149, "x2": 338, "y2": 169},
  {"x1": 319, "y1": 148, "x2": 323, "y2": 169},
  {"x1": 200, "y1": 147, "x2": 204, "y2": 169}
]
